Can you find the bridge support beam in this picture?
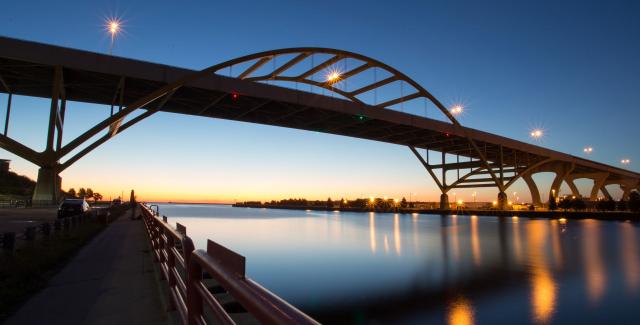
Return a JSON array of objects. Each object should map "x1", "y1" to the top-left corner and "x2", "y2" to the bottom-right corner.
[
  {"x1": 565, "y1": 179, "x2": 581, "y2": 198},
  {"x1": 440, "y1": 193, "x2": 449, "y2": 209},
  {"x1": 620, "y1": 180, "x2": 639, "y2": 200},
  {"x1": 522, "y1": 174, "x2": 542, "y2": 207},
  {"x1": 32, "y1": 166, "x2": 61, "y2": 205},
  {"x1": 497, "y1": 191, "x2": 508, "y2": 210}
]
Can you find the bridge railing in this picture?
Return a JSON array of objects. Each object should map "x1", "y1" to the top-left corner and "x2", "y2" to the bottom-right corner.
[{"x1": 139, "y1": 204, "x2": 318, "y2": 325}]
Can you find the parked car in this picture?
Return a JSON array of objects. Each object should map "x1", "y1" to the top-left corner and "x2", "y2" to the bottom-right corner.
[
  {"x1": 110, "y1": 198, "x2": 122, "y2": 208},
  {"x1": 58, "y1": 199, "x2": 92, "y2": 218}
]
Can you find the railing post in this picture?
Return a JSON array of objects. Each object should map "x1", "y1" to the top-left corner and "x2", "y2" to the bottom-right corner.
[
  {"x1": 187, "y1": 253, "x2": 203, "y2": 325},
  {"x1": 167, "y1": 234, "x2": 176, "y2": 310}
]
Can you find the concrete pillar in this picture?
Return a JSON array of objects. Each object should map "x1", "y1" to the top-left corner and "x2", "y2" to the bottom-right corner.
[
  {"x1": 590, "y1": 174, "x2": 609, "y2": 201},
  {"x1": 620, "y1": 180, "x2": 639, "y2": 200},
  {"x1": 32, "y1": 166, "x2": 61, "y2": 206},
  {"x1": 439, "y1": 193, "x2": 449, "y2": 209},
  {"x1": 522, "y1": 174, "x2": 541, "y2": 206},
  {"x1": 497, "y1": 191, "x2": 508, "y2": 210},
  {"x1": 565, "y1": 179, "x2": 581, "y2": 197},
  {"x1": 600, "y1": 186, "x2": 613, "y2": 200}
]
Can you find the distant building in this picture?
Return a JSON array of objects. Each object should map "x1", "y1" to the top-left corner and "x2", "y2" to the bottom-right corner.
[{"x1": 0, "y1": 159, "x2": 9, "y2": 173}]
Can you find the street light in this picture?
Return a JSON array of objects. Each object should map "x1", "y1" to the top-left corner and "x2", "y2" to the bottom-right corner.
[
  {"x1": 621, "y1": 159, "x2": 631, "y2": 165},
  {"x1": 325, "y1": 68, "x2": 342, "y2": 85},
  {"x1": 530, "y1": 129, "x2": 543, "y2": 140},
  {"x1": 105, "y1": 17, "x2": 123, "y2": 55},
  {"x1": 583, "y1": 147, "x2": 593, "y2": 154},
  {"x1": 450, "y1": 104, "x2": 464, "y2": 116}
]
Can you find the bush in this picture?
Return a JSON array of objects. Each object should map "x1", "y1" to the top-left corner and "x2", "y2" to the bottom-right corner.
[
  {"x1": 617, "y1": 199, "x2": 628, "y2": 211},
  {"x1": 571, "y1": 197, "x2": 586, "y2": 211},
  {"x1": 548, "y1": 192, "x2": 557, "y2": 211},
  {"x1": 558, "y1": 197, "x2": 572, "y2": 211},
  {"x1": 595, "y1": 198, "x2": 617, "y2": 211}
]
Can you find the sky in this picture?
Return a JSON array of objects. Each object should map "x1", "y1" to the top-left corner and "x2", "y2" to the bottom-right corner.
[{"x1": 1, "y1": 0, "x2": 639, "y2": 203}]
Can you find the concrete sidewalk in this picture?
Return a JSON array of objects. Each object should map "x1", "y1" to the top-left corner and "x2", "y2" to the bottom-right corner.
[{"x1": 6, "y1": 216, "x2": 169, "y2": 325}]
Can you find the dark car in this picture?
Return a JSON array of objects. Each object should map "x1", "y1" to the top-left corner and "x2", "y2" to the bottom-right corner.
[{"x1": 58, "y1": 199, "x2": 91, "y2": 219}]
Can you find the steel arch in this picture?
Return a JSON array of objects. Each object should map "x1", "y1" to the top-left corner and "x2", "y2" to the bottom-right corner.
[
  {"x1": 207, "y1": 47, "x2": 461, "y2": 125},
  {"x1": 53, "y1": 47, "x2": 502, "y2": 190}
]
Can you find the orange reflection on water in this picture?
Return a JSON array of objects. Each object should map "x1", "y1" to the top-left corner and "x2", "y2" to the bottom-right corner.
[
  {"x1": 369, "y1": 212, "x2": 376, "y2": 253},
  {"x1": 470, "y1": 216, "x2": 481, "y2": 266},
  {"x1": 583, "y1": 219, "x2": 606, "y2": 304},
  {"x1": 451, "y1": 215, "x2": 460, "y2": 263},
  {"x1": 550, "y1": 221, "x2": 563, "y2": 269},
  {"x1": 528, "y1": 221, "x2": 557, "y2": 324},
  {"x1": 512, "y1": 219, "x2": 523, "y2": 263},
  {"x1": 620, "y1": 222, "x2": 640, "y2": 292},
  {"x1": 412, "y1": 213, "x2": 420, "y2": 255},
  {"x1": 448, "y1": 296, "x2": 475, "y2": 325},
  {"x1": 394, "y1": 214, "x2": 402, "y2": 256}
]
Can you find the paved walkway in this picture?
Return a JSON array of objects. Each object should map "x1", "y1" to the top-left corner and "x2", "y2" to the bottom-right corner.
[{"x1": 6, "y1": 216, "x2": 169, "y2": 325}]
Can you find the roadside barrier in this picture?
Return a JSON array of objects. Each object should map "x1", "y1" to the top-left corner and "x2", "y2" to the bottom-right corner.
[
  {"x1": 139, "y1": 203, "x2": 319, "y2": 325},
  {"x1": 1, "y1": 204, "x2": 129, "y2": 256}
]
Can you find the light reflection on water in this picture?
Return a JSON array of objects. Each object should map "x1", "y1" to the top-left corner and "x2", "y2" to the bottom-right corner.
[{"x1": 158, "y1": 204, "x2": 640, "y2": 324}]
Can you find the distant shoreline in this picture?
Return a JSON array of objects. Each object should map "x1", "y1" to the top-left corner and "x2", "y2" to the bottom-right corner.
[
  {"x1": 232, "y1": 203, "x2": 640, "y2": 222},
  {"x1": 147, "y1": 202, "x2": 232, "y2": 206}
]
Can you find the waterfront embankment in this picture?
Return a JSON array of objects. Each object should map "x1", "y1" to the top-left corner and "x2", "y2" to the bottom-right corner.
[{"x1": 232, "y1": 203, "x2": 640, "y2": 222}]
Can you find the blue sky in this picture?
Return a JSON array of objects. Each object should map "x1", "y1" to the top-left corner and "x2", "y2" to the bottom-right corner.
[{"x1": 1, "y1": 0, "x2": 638, "y2": 202}]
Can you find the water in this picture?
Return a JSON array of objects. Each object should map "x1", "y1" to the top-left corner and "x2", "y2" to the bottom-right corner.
[{"x1": 157, "y1": 204, "x2": 640, "y2": 324}]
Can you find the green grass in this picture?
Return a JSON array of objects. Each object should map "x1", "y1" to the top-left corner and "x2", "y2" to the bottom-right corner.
[{"x1": 0, "y1": 222, "x2": 106, "y2": 321}]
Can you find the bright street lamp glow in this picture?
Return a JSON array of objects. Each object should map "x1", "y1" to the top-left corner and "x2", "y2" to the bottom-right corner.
[
  {"x1": 105, "y1": 17, "x2": 124, "y2": 55},
  {"x1": 621, "y1": 159, "x2": 631, "y2": 165},
  {"x1": 325, "y1": 69, "x2": 342, "y2": 84},
  {"x1": 583, "y1": 147, "x2": 593, "y2": 154},
  {"x1": 109, "y1": 21, "x2": 120, "y2": 34},
  {"x1": 450, "y1": 105, "x2": 464, "y2": 115},
  {"x1": 530, "y1": 129, "x2": 543, "y2": 139}
]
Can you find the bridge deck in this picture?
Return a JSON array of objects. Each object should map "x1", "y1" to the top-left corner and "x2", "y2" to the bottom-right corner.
[{"x1": 0, "y1": 36, "x2": 637, "y2": 183}]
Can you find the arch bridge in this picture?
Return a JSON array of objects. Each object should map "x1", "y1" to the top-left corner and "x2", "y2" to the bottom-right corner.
[{"x1": 0, "y1": 37, "x2": 638, "y2": 206}]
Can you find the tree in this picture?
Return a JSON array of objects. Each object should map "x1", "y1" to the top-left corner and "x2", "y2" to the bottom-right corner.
[
  {"x1": 67, "y1": 188, "x2": 76, "y2": 198},
  {"x1": 548, "y1": 192, "x2": 557, "y2": 211},
  {"x1": 596, "y1": 198, "x2": 617, "y2": 211},
  {"x1": 339, "y1": 198, "x2": 347, "y2": 208},
  {"x1": 93, "y1": 192, "x2": 103, "y2": 202},
  {"x1": 400, "y1": 197, "x2": 408, "y2": 208},
  {"x1": 617, "y1": 199, "x2": 628, "y2": 211},
  {"x1": 558, "y1": 197, "x2": 572, "y2": 211},
  {"x1": 629, "y1": 191, "x2": 640, "y2": 212},
  {"x1": 85, "y1": 188, "x2": 94, "y2": 200},
  {"x1": 571, "y1": 197, "x2": 586, "y2": 211},
  {"x1": 326, "y1": 197, "x2": 333, "y2": 208},
  {"x1": 77, "y1": 188, "x2": 86, "y2": 198}
]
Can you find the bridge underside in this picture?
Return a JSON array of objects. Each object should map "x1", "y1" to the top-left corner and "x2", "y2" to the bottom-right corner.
[{"x1": 0, "y1": 37, "x2": 638, "y2": 205}]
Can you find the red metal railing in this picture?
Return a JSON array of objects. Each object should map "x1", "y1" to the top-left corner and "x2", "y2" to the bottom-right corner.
[{"x1": 140, "y1": 204, "x2": 318, "y2": 325}]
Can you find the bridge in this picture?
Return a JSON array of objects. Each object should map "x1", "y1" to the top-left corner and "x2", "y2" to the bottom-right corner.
[{"x1": 0, "y1": 36, "x2": 638, "y2": 207}]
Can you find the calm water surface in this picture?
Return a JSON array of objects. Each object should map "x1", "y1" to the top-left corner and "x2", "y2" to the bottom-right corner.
[{"x1": 157, "y1": 204, "x2": 640, "y2": 324}]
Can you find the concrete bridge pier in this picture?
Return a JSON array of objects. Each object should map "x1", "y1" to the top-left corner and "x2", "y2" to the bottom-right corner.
[
  {"x1": 32, "y1": 166, "x2": 61, "y2": 205},
  {"x1": 440, "y1": 193, "x2": 449, "y2": 209},
  {"x1": 620, "y1": 180, "x2": 640, "y2": 200},
  {"x1": 497, "y1": 191, "x2": 508, "y2": 210}
]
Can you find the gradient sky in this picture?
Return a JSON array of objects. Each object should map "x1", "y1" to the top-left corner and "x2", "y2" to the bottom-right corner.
[{"x1": 1, "y1": 0, "x2": 638, "y2": 203}]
